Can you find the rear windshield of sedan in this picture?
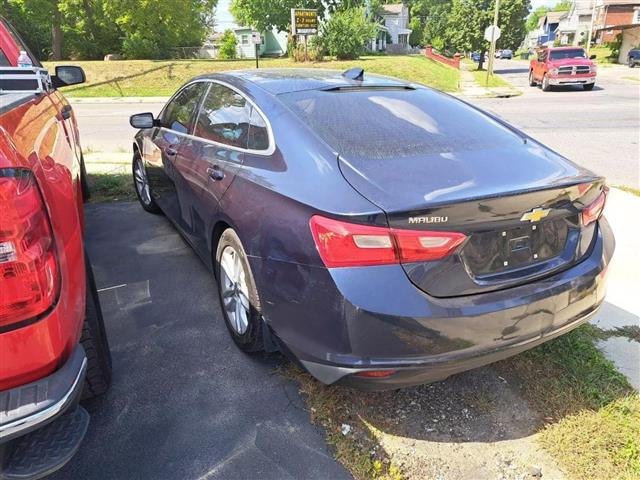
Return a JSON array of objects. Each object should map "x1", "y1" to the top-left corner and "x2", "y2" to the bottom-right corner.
[
  {"x1": 279, "y1": 87, "x2": 522, "y2": 160},
  {"x1": 549, "y1": 49, "x2": 586, "y2": 60}
]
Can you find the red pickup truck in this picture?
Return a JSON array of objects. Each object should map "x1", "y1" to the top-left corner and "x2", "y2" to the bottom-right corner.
[
  {"x1": 529, "y1": 46, "x2": 597, "y2": 91},
  {"x1": 0, "y1": 17, "x2": 111, "y2": 479}
]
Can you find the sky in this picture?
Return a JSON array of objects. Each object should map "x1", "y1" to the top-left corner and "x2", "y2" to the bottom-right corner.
[{"x1": 216, "y1": 0, "x2": 239, "y2": 31}]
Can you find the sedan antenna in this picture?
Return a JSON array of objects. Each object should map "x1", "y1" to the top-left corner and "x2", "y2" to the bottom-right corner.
[{"x1": 342, "y1": 67, "x2": 364, "y2": 81}]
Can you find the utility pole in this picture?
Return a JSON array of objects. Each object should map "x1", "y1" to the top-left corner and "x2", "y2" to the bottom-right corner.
[
  {"x1": 486, "y1": 0, "x2": 501, "y2": 84},
  {"x1": 586, "y1": 0, "x2": 598, "y2": 54}
]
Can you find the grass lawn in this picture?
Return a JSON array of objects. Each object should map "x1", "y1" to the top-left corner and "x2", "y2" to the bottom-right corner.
[
  {"x1": 590, "y1": 45, "x2": 616, "y2": 64},
  {"x1": 86, "y1": 173, "x2": 135, "y2": 203},
  {"x1": 470, "y1": 68, "x2": 511, "y2": 88},
  {"x1": 44, "y1": 55, "x2": 459, "y2": 97}
]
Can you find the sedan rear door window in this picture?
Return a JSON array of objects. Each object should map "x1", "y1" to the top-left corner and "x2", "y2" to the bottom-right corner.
[
  {"x1": 247, "y1": 107, "x2": 269, "y2": 151},
  {"x1": 194, "y1": 83, "x2": 250, "y2": 149}
]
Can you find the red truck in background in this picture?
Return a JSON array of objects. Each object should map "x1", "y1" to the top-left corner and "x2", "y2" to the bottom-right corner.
[
  {"x1": 0, "y1": 17, "x2": 111, "y2": 479},
  {"x1": 529, "y1": 46, "x2": 597, "y2": 91}
]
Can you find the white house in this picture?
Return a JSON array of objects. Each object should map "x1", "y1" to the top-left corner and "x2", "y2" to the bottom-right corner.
[
  {"x1": 233, "y1": 27, "x2": 288, "y2": 59},
  {"x1": 555, "y1": 0, "x2": 596, "y2": 46},
  {"x1": 369, "y1": 3, "x2": 412, "y2": 53},
  {"x1": 381, "y1": 3, "x2": 412, "y2": 45}
]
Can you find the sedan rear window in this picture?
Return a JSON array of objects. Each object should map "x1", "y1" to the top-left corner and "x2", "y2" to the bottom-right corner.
[{"x1": 280, "y1": 88, "x2": 522, "y2": 161}]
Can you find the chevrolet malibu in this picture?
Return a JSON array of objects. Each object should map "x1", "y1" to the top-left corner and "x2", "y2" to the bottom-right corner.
[{"x1": 129, "y1": 69, "x2": 614, "y2": 390}]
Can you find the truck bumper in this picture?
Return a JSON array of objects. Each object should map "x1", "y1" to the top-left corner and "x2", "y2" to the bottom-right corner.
[
  {"x1": 549, "y1": 74, "x2": 596, "y2": 86},
  {"x1": 0, "y1": 345, "x2": 89, "y2": 480}
]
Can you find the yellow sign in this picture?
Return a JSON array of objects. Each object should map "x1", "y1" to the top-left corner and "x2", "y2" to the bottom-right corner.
[{"x1": 291, "y1": 9, "x2": 318, "y2": 35}]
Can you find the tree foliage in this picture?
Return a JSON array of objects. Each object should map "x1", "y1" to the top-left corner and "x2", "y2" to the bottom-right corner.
[
  {"x1": 218, "y1": 29, "x2": 238, "y2": 59},
  {"x1": 230, "y1": 0, "x2": 338, "y2": 33},
  {"x1": 2, "y1": 0, "x2": 216, "y2": 60},
  {"x1": 320, "y1": 7, "x2": 377, "y2": 60}
]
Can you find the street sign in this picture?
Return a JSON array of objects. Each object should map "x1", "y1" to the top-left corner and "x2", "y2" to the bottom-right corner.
[
  {"x1": 291, "y1": 9, "x2": 318, "y2": 35},
  {"x1": 251, "y1": 32, "x2": 262, "y2": 44},
  {"x1": 484, "y1": 25, "x2": 501, "y2": 42}
]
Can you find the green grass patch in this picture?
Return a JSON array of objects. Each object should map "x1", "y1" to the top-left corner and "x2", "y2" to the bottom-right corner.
[
  {"x1": 499, "y1": 324, "x2": 638, "y2": 479},
  {"x1": 615, "y1": 185, "x2": 640, "y2": 197},
  {"x1": 87, "y1": 173, "x2": 135, "y2": 203},
  {"x1": 471, "y1": 68, "x2": 511, "y2": 88},
  {"x1": 44, "y1": 55, "x2": 459, "y2": 97},
  {"x1": 590, "y1": 45, "x2": 616, "y2": 64}
]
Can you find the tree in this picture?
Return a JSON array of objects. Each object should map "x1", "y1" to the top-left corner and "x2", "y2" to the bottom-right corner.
[
  {"x1": 218, "y1": 29, "x2": 237, "y2": 59},
  {"x1": 410, "y1": 0, "x2": 452, "y2": 51},
  {"x1": 321, "y1": 7, "x2": 376, "y2": 59},
  {"x1": 230, "y1": 0, "x2": 338, "y2": 33},
  {"x1": 445, "y1": 0, "x2": 530, "y2": 68},
  {"x1": 526, "y1": 6, "x2": 548, "y2": 32}
]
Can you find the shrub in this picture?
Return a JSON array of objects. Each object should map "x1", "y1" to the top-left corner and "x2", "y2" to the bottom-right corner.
[
  {"x1": 321, "y1": 7, "x2": 377, "y2": 60},
  {"x1": 218, "y1": 29, "x2": 238, "y2": 60}
]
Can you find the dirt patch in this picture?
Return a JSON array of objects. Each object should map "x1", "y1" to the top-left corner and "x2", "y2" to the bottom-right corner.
[{"x1": 289, "y1": 363, "x2": 563, "y2": 480}]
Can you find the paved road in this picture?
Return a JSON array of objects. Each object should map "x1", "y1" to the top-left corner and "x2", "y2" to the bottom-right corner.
[
  {"x1": 72, "y1": 61, "x2": 639, "y2": 187},
  {"x1": 51, "y1": 203, "x2": 350, "y2": 480},
  {"x1": 473, "y1": 58, "x2": 639, "y2": 187}
]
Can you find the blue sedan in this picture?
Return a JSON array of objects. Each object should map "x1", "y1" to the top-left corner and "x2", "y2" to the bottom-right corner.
[{"x1": 130, "y1": 68, "x2": 614, "y2": 390}]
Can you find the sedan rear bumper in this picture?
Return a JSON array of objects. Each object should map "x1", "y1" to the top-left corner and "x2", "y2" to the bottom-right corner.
[{"x1": 260, "y1": 218, "x2": 614, "y2": 390}]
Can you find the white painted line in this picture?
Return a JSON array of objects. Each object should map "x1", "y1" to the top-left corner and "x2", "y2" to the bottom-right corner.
[{"x1": 97, "y1": 283, "x2": 127, "y2": 292}]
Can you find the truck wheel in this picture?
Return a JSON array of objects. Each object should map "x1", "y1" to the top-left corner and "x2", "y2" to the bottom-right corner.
[
  {"x1": 541, "y1": 74, "x2": 552, "y2": 91},
  {"x1": 215, "y1": 229, "x2": 264, "y2": 353},
  {"x1": 133, "y1": 151, "x2": 161, "y2": 214},
  {"x1": 80, "y1": 154, "x2": 91, "y2": 202},
  {"x1": 81, "y1": 254, "x2": 112, "y2": 400},
  {"x1": 583, "y1": 83, "x2": 595, "y2": 91},
  {"x1": 528, "y1": 70, "x2": 536, "y2": 86}
]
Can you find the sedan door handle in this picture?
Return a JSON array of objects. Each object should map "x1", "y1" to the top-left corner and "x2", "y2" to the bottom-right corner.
[
  {"x1": 165, "y1": 146, "x2": 178, "y2": 157},
  {"x1": 207, "y1": 166, "x2": 225, "y2": 181}
]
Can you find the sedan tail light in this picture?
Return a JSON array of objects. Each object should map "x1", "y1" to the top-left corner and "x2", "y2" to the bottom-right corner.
[
  {"x1": 309, "y1": 215, "x2": 466, "y2": 268},
  {"x1": 0, "y1": 169, "x2": 59, "y2": 329},
  {"x1": 581, "y1": 189, "x2": 607, "y2": 226}
]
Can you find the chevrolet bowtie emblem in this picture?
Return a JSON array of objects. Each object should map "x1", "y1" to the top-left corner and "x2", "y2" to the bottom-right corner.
[{"x1": 520, "y1": 207, "x2": 550, "y2": 223}]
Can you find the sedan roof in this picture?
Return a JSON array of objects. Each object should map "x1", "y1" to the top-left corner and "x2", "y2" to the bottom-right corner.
[{"x1": 208, "y1": 68, "x2": 411, "y2": 95}]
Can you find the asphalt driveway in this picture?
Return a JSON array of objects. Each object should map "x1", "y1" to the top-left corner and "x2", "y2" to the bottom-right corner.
[{"x1": 51, "y1": 202, "x2": 350, "y2": 480}]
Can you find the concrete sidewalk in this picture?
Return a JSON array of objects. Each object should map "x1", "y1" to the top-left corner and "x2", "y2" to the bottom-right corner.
[
  {"x1": 590, "y1": 188, "x2": 640, "y2": 389},
  {"x1": 458, "y1": 62, "x2": 522, "y2": 98}
]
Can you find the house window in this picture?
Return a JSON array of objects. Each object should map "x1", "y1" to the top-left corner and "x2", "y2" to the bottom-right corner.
[
  {"x1": 633, "y1": 8, "x2": 640, "y2": 24},
  {"x1": 241, "y1": 35, "x2": 249, "y2": 45}
]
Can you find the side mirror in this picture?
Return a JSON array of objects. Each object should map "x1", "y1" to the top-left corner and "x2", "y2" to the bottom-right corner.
[
  {"x1": 130, "y1": 112, "x2": 158, "y2": 129},
  {"x1": 589, "y1": 54, "x2": 597, "y2": 60},
  {"x1": 51, "y1": 66, "x2": 85, "y2": 89}
]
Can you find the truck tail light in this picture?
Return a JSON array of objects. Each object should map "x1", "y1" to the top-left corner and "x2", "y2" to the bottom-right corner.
[
  {"x1": 581, "y1": 189, "x2": 607, "y2": 226},
  {"x1": 0, "y1": 169, "x2": 59, "y2": 329},
  {"x1": 309, "y1": 215, "x2": 466, "y2": 268}
]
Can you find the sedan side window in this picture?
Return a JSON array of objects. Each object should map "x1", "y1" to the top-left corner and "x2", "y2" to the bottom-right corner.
[
  {"x1": 162, "y1": 83, "x2": 206, "y2": 134},
  {"x1": 247, "y1": 107, "x2": 269, "y2": 151},
  {"x1": 194, "y1": 84, "x2": 250, "y2": 149}
]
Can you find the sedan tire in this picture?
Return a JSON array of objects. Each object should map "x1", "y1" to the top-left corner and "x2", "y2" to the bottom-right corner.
[
  {"x1": 215, "y1": 229, "x2": 264, "y2": 352},
  {"x1": 133, "y1": 151, "x2": 161, "y2": 214}
]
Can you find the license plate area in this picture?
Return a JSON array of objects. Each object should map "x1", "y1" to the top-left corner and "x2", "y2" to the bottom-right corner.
[{"x1": 462, "y1": 219, "x2": 569, "y2": 276}]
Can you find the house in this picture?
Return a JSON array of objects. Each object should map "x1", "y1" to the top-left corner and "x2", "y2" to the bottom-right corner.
[
  {"x1": 554, "y1": 0, "x2": 596, "y2": 46},
  {"x1": 592, "y1": 0, "x2": 640, "y2": 43},
  {"x1": 538, "y1": 11, "x2": 566, "y2": 45},
  {"x1": 233, "y1": 27, "x2": 288, "y2": 59},
  {"x1": 378, "y1": 3, "x2": 412, "y2": 52}
]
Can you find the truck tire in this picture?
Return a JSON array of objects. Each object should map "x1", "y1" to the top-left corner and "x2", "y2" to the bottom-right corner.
[
  {"x1": 81, "y1": 254, "x2": 112, "y2": 400},
  {"x1": 528, "y1": 70, "x2": 536, "y2": 86},
  {"x1": 541, "y1": 74, "x2": 551, "y2": 92},
  {"x1": 583, "y1": 83, "x2": 594, "y2": 91},
  {"x1": 80, "y1": 154, "x2": 91, "y2": 202}
]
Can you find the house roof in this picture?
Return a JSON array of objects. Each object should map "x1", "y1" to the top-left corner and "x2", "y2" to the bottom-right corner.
[
  {"x1": 544, "y1": 11, "x2": 566, "y2": 24},
  {"x1": 381, "y1": 4, "x2": 404, "y2": 15}
]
